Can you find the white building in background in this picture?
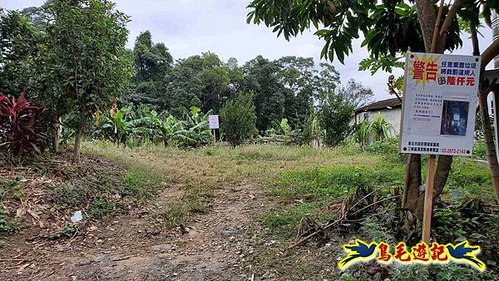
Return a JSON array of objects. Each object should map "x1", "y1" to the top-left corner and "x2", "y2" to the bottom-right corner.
[{"x1": 351, "y1": 97, "x2": 402, "y2": 136}]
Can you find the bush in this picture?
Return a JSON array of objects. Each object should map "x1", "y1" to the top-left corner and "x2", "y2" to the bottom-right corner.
[
  {"x1": 0, "y1": 94, "x2": 47, "y2": 164},
  {"x1": 473, "y1": 138, "x2": 486, "y2": 159},
  {"x1": 220, "y1": 93, "x2": 257, "y2": 147},
  {"x1": 93, "y1": 104, "x2": 212, "y2": 148},
  {"x1": 319, "y1": 96, "x2": 354, "y2": 146}
]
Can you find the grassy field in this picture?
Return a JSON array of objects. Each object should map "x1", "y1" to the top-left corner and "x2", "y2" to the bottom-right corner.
[
  {"x1": 2, "y1": 140, "x2": 496, "y2": 280},
  {"x1": 80, "y1": 140, "x2": 497, "y2": 280}
]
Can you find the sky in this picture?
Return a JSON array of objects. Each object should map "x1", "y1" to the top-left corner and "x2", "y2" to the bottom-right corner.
[{"x1": 1, "y1": 0, "x2": 494, "y2": 101}]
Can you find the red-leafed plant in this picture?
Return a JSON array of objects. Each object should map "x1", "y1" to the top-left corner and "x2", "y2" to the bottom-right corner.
[{"x1": 0, "y1": 94, "x2": 47, "y2": 164}]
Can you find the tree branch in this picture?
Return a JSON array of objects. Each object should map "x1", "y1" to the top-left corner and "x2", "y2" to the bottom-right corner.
[
  {"x1": 481, "y1": 39, "x2": 499, "y2": 73},
  {"x1": 471, "y1": 25, "x2": 480, "y2": 56},
  {"x1": 430, "y1": 0, "x2": 445, "y2": 52},
  {"x1": 438, "y1": 0, "x2": 464, "y2": 52},
  {"x1": 439, "y1": 0, "x2": 463, "y2": 37}
]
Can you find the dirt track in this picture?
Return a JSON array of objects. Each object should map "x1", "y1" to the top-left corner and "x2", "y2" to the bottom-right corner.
[{"x1": 0, "y1": 180, "x2": 269, "y2": 281}]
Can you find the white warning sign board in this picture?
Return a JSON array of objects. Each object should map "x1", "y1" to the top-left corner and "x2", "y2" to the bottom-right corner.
[{"x1": 400, "y1": 52, "x2": 480, "y2": 156}]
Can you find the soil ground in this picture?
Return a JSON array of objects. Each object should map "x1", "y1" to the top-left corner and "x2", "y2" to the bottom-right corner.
[{"x1": 0, "y1": 177, "x2": 270, "y2": 280}]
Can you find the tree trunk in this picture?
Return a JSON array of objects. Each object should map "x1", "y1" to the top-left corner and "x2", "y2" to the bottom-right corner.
[
  {"x1": 403, "y1": 0, "x2": 456, "y2": 221},
  {"x1": 479, "y1": 88, "x2": 499, "y2": 202},
  {"x1": 433, "y1": 155, "x2": 453, "y2": 198},
  {"x1": 414, "y1": 0, "x2": 436, "y2": 52},
  {"x1": 51, "y1": 112, "x2": 60, "y2": 153},
  {"x1": 74, "y1": 126, "x2": 82, "y2": 163},
  {"x1": 74, "y1": 107, "x2": 85, "y2": 164},
  {"x1": 403, "y1": 0, "x2": 435, "y2": 221},
  {"x1": 403, "y1": 154, "x2": 423, "y2": 219}
]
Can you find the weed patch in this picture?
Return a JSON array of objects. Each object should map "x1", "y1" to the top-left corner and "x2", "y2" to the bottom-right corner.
[
  {"x1": 0, "y1": 207, "x2": 16, "y2": 233},
  {"x1": 160, "y1": 184, "x2": 214, "y2": 228}
]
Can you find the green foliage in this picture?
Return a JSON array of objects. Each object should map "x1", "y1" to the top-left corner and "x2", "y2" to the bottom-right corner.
[
  {"x1": 350, "y1": 114, "x2": 394, "y2": 147},
  {"x1": 0, "y1": 11, "x2": 43, "y2": 95},
  {"x1": 350, "y1": 120, "x2": 371, "y2": 148},
  {"x1": 369, "y1": 113, "x2": 393, "y2": 141},
  {"x1": 246, "y1": 0, "x2": 464, "y2": 64},
  {"x1": 319, "y1": 96, "x2": 354, "y2": 146},
  {"x1": 366, "y1": 138, "x2": 404, "y2": 163},
  {"x1": 45, "y1": 156, "x2": 158, "y2": 220},
  {"x1": 447, "y1": 159, "x2": 495, "y2": 200},
  {"x1": 42, "y1": 0, "x2": 133, "y2": 160},
  {"x1": 473, "y1": 139, "x2": 486, "y2": 159},
  {"x1": 174, "y1": 106, "x2": 213, "y2": 147},
  {"x1": 160, "y1": 184, "x2": 214, "y2": 228},
  {"x1": 123, "y1": 171, "x2": 149, "y2": 198},
  {"x1": 389, "y1": 265, "x2": 432, "y2": 281},
  {"x1": 279, "y1": 118, "x2": 291, "y2": 135},
  {"x1": 359, "y1": 54, "x2": 405, "y2": 74},
  {"x1": 263, "y1": 199, "x2": 330, "y2": 239},
  {"x1": 0, "y1": 207, "x2": 16, "y2": 233},
  {"x1": 220, "y1": 93, "x2": 257, "y2": 147},
  {"x1": 89, "y1": 199, "x2": 117, "y2": 219},
  {"x1": 296, "y1": 113, "x2": 320, "y2": 145},
  {"x1": 272, "y1": 165, "x2": 371, "y2": 202},
  {"x1": 93, "y1": 104, "x2": 212, "y2": 148},
  {"x1": 360, "y1": 212, "x2": 396, "y2": 243},
  {"x1": 336, "y1": 79, "x2": 374, "y2": 108}
]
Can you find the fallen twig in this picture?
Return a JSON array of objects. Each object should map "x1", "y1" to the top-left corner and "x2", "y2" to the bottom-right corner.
[
  {"x1": 289, "y1": 214, "x2": 346, "y2": 249},
  {"x1": 347, "y1": 190, "x2": 376, "y2": 211},
  {"x1": 290, "y1": 194, "x2": 401, "y2": 249},
  {"x1": 0, "y1": 258, "x2": 25, "y2": 262},
  {"x1": 350, "y1": 195, "x2": 401, "y2": 217},
  {"x1": 112, "y1": 256, "x2": 131, "y2": 262}
]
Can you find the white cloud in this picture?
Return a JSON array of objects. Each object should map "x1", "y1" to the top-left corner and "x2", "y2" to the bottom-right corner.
[{"x1": 2, "y1": 0, "x2": 493, "y2": 101}]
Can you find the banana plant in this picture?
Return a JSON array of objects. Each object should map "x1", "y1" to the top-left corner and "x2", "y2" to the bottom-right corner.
[{"x1": 93, "y1": 104, "x2": 213, "y2": 148}]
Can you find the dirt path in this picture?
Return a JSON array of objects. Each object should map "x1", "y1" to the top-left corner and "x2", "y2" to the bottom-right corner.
[{"x1": 0, "y1": 180, "x2": 269, "y2": 281}]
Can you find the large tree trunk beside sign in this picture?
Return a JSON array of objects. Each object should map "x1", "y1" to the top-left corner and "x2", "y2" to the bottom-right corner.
[
  {"x1": 479, "y1": 39, "x2": 499, "y2": 202},
  {"x1": 404, "y1": 0, "x2": 499, "y2": 222},
  {"x1": 479, "y1": 84, "x2": 499, "y2": 202},
  {"x1": 403, "y1": 0, "x2": 440, "y2": 221}
]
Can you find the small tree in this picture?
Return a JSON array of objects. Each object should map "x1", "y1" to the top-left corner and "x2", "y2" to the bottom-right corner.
[
  {"x1": 319, "y1": 95, "x2": 354, "y2": 146},
  {"x1": 45, "y1": 0, "x2": 132, "y2": 163},
  {"x1": 220, "y1": 93, "x2": 257, "y2": 147}
]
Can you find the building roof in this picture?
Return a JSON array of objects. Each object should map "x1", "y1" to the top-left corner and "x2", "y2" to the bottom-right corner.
[{"x1": 355, "y1": 97, "x2": 402, "y2": 114}]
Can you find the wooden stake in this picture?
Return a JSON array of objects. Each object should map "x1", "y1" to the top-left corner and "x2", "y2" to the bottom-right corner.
[{"x1": 422, "y1": 155, "x2": 436, "y2": 244}]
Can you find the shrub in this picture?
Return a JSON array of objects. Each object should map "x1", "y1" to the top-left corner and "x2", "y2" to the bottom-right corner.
[
  {"x1": 0, "y1": 94, "x2": 47, "y2": 164},
  {"x1": 92, "y1": 104, "x2": 212, "y2": 148},
  {"x1": 319, "y1": 96, "x2": 354, "y2": 146},
  {"x1": 349, "y1": 114, "x2": 393, "y2": 148},
  {"x1": 473, "y1": 138, "x2": 486, "y2": 159},
  {"x1": 369, "y1": 113, "x2": 393, "y2": 141},
  {"x1": 220, "y1": 93, "x2": 257, "y2": 147}
]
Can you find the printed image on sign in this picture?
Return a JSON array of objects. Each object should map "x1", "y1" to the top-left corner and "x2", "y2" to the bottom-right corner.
[
  {"x1": 209, "y1": 115, "x2": 219, "y2": 129},
  {"x1": 400, "y1": 53, "x2": 480, "y2": 156}
]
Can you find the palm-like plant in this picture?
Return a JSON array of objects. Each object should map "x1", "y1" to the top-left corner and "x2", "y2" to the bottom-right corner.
[
  {"x1": 369, "y1": 114, "x2": 393, "y2": 142},
  {"x1": 352, "y1": 120, "x2": 371, "y2": 148}
]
